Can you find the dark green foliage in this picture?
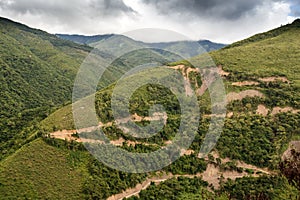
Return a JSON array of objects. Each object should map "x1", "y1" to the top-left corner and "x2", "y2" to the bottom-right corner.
[
  {"x1": 219, "y1": 176, "x2": 299, "y2": 200},
  {"x1": 83, "y1": 158, "x2": 147, "y2": 199},
  {"x1": 127, "y1": 177, "x2": 211, "y2": 200},
  {"x1": 164, "y1": 154, "x2": 207, "y2": 175},
  {"x1": 217, "y1": 113, "x2": 300, "y2": 168},
  {"x1": 280, "y1": 149, "x2": 300, "y2": 190},
  {"x1": 0, "y1": 17, "x2": 90, "y2": 159}
]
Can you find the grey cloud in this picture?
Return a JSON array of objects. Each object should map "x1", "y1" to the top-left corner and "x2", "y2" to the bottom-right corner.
[
  {"x1": 89, "y1": 0, "x2": 135, "y2": 16},
  {"x1": 141, "y1": 0, "x2": 281, "y2": 20},
  {"x1": 0, "y1": 0, "x2": 135, "y2": 18}
]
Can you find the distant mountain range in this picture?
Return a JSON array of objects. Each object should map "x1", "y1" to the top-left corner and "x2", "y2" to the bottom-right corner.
[{"x1": 56, "y1": 33, "x2": 227, "y2": 54}]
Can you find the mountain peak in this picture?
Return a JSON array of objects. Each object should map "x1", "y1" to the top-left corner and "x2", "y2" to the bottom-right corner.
[{"x1": 292, "y1": 19, "x2": 300, "y2": 26}]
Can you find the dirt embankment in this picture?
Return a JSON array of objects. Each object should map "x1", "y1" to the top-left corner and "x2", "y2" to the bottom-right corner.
[
  {"x1": 259, "y1": 76, "x2": 290, "y2": 84},
  {"x1": 271, "y1": 107, "x2": 300, "y2": 115},
  {"x1": 282, "y1": 141, "x2": 300, "y2": 160},
  {"x1": 50, "y1": 112, "x2": 168, "y2": 146},
  {"x1": 256, "y1": 105, "x2": 270, "y2": 116},
  {"x1": 232, "y1": 81, "x2": 260, "y2": 87},
  {"x1": 169, "y1": 65, "x2": 229, "y2": 97},
  {"x1": 231, "y1": 76, "x2": 290, "y2": 87},
  {"x1": 227, "y1": 90, "x2": 264, "y2": 102},
  {"x1": 169, "y1": 65, "x2": 200, "y2": 97},
  {"x1": 256, "y1": 105, "x2": 300, "y2": 116}
]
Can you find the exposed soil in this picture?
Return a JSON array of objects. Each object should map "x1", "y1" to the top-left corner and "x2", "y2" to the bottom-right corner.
[
  {"x1": 282, "y1": 141, "x2": 300, "y2": 160},
  {"x1": 180, "y1": 149, "x2": 195, "y2": 156},
  {"x1": 259, "y1": 76, "x2": 290, "y2": 84},
  {"x1": 232, "y1": 81, "x2": 260, "y2": 87},
  {"x1": 256, "y1": 105, "x2": 300, "y2": 116},
  {"x1": 49, "y1": 113, "x2": 168, "y2": 146},
  {"x1": 256, "y1": 104, "x2": 270, "y2": 116},
  {"x1": 271, "y1": 107, "x2": 300, "y2": 115},
  {"x1": 227, "y1": 112, "x2": 234, "y2": 118},
  {"x1": 227, "y1": 90, "x2": 264, "y2": 102},
  {"x1": 217, "y1": 65, "x2": 230, "y2": 77},
  {"x1": 168, "y1": 65, "x2": 199, "y2": 97}
]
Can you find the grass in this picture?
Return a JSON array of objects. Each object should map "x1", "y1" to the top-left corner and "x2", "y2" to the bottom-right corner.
[
  {"x1": 0, "y1": 139, "x2": 89, "y2": 199},
  {"x1": 209, "y1": 28, "x2": 300, "y2": 87},
  {"x1": 41, "y1": 104, "x2": 75, "y2": 131}
]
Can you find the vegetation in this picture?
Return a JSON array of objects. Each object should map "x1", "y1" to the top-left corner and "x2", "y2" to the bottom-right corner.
[
  {"x1": 1, "y1": 17, "x2": 300, "y2": 199},
  {"x1": 126, "y1": 177, "x2": 213, "y2": 200},
  {"x1": 0, "y1": 139, "x2": 88, "y2": 199},
  {"x1": 209, "y1": 19, "x2": 300, "y2": 86},
  {"x1": 126, "y1": 176, "x2": 298, "y2": 200},
  {"x1": 0, "y1": 17, "x2": 91, "y2": 159},
  {"x1": 219, "y1": 176, "x2": 299, "y2": 200},
  {"x1": 280, "y1": 148, "x2": 300, "y2": 190}
]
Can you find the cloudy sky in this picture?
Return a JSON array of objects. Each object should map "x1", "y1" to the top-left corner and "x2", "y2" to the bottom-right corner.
[{"x1": 0, "y1": 0, "x2": 299, "y2": 43}]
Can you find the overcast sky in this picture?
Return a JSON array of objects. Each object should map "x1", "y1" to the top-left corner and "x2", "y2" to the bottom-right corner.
[{"x1": 0, "y1": 0, "x2": 299, "y2": 43}]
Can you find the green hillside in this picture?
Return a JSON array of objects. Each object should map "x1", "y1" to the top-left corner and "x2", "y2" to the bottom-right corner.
[
  {"x1": 210, "y1": 19, "x2": 300, "y2": 87},
  {"x1": 0, "y1": 139, "x2": 87, "y2": 199},
  {"x1": 0, "y1": 17, "x2": 91, "y2": 159},
  {"x1": 1, "y1": 18, "x2": 300, "y2": 199}
]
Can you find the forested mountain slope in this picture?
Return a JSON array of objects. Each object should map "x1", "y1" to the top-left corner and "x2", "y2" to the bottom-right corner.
[
  {"x1": 0, "y1": 18, "x2": 300, "y2": 199},
  {"x1": 0, "y1": 17, "x2": 91, "y2": 158}
]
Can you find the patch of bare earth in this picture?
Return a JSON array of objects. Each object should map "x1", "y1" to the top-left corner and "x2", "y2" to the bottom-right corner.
[
  {"x1": 169, "y1": 65, "x2": 229, "y2": 97},
  {"x1": 259, "y1": 76, "x2": 290, "y2": 84},
  {"x1": 50, "y1": 113, "x2": 168, "y2": 146},
  {"x1": 180, "y1": 149, "x2": 195, "y2": 156},
  {"x1": 282, "y1": 141, "x2": 300, "y2": 160},
  {"x1": 256, "y1": 105, "x2": 270, "y2": 116},
  {"x1": 271, "y1": 107, "x2": 300, "y2": 115},
  {"x1": 232, "y1": 81, "x2": 259, "y2": 87},
  {"x1": 168, "y1": 65, "x2": 198, "y2": 97},
  {"x1": 202, "y1": 164, "x2": 249, "y2": 189},
  {"x1": 227, "y1": 112, "x2": 234, "y2": 118},
  {"x1": 256, "y1": 105, "x2": 299, "y2": 116},
  {"x1": 50, "y1": 130, "x2": 151, "y2": 147},
  {"x1": 217, "y1": 65, "x2": 230, "y2": 77},
  {"x1": 227, "y1": 90, "x2": 264, "y2": 102}
]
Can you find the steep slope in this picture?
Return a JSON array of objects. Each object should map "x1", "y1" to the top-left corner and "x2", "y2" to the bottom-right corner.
[
  {"x1": 0, "y1": 139, "x2": 87, "y2": 199},
  {"x1": 1, "y1": 19, "x2": 300, "y2": 199},
  {"x1": 210, "y1": 19, "x2": 300, "y2": 86},
  {"x1": 0, "y1": 17, "x2": 91, "y2": 159}
]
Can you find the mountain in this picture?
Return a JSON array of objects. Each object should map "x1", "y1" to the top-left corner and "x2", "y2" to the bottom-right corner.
[
  {"x1": 210, "y1": 19, "x2": 300, "y2": 86},
  {"x1": 56, "y1": 33, "x2": 227, "y2": 53},
  {"x1": 56, "y1": 33, "x2": 115, "y2": 45},
  {"x1": 0, "y1": 17, "x2": 92, "y2": 159},
  {"x1": 1, "y1": 18, "x2": 300, "y2": 199}
]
